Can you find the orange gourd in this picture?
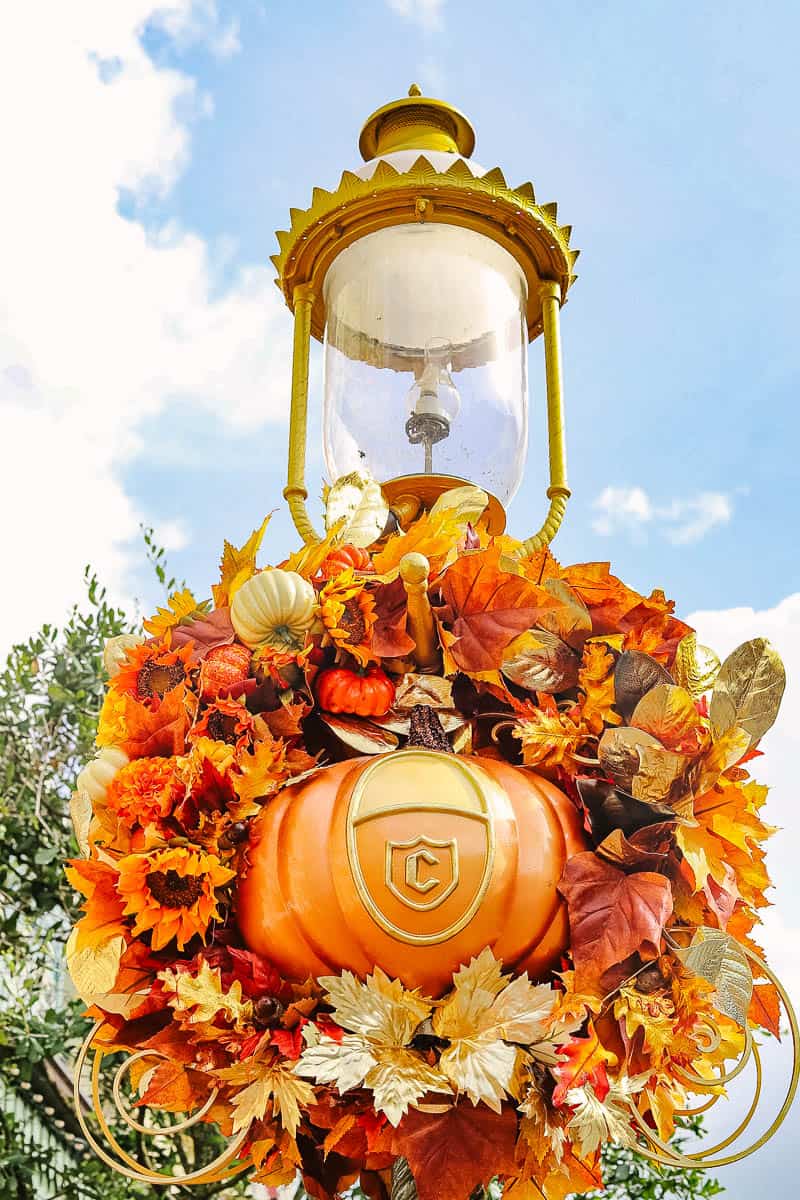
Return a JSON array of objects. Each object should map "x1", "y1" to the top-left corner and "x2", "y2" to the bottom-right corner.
[
  {"x1": 237, "y1": 749, "x2": 588, "y2": 995},
  {"x1": 318, "y1": 544, "x2": 374, "y2": 579},
  {"x1": 316, "y1": 666, "x2": 395, "y2": 717}
]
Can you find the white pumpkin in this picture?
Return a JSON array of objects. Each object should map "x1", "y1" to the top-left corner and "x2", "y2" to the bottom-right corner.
[
  {"x1": 76, "y1": 746, "x2": 129, "y2": 804},
  {"x1": 231, "y1": 569, "x2": 316, "y2": 650}
]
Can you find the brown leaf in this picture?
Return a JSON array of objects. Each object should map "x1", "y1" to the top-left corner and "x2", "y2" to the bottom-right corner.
[
  {"x1": 577, "y1": 778, "x2": 676, "y2": 842},
  {"x1": 598, "y1": 726, "x2": 663, "y2": 792},
  {"x1": 558, "y1": 852, "x2": 674, "y2": 983},
  {"x1": 614, "y1": 651, "x2": 673, "y2": 722},
  {"x1": 437, "y1": 544, "x2": 559, "y2": 673},
  {"x1": 170, "y1": 607, "x2": 235, "y2": 663},
  {"x1": 371, "y1": 578, "x2": 416, "y2": 658},
  {"x1": 391, "y1": 1103, "x2": 519, "y2": 1200},
  {"x1": 502, "y1": 629, "x2": 580, "y2": 694},
  {"x1": 595, "y1": 823, "x2": 675, "y2": 872}
]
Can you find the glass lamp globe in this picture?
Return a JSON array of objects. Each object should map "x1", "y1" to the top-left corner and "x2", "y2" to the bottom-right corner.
[{"x1": 322, "y1": 221, "x2": 528, "y2": 505}]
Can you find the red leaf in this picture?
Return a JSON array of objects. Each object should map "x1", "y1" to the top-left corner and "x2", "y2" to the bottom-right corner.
[
  {"x1": 391, "y1": 1104, "x2": 518, "y2": 1200},
  {"x1": 558, "y1": 852, "x2": 673, "y2": 984},
  {"x1": 552, "y1": 1022, "x2": 615, "y2": 1106},
  {"x1": 371, "y1": 578, "x2": 416, "y2": 658},
  {"x1": 316, "y1": 1013, "x2": 344, "y2": 1042},
  {"x1": 270, "y1": 1023, "x2": 306, "y2": 1059},
  {"x1": 226, "y1": 947, "x2": 287, "y2": 999}
]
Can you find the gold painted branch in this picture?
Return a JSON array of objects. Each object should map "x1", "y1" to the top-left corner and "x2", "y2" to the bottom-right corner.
[
  {"x1": 516, "y1": 280, "x2": 571, "y2": 558},
  {"x1": 284, "y1": 283, "x2": 321, "y2": 545},
  {"x1": 399, "y1": 552, "x2": 440, "y2": 670}
]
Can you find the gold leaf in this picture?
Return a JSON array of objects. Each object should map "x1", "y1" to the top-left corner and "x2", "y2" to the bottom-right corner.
[
  {"x1": 540, "y1": 579, "x2": 593, "y2": 650},
  {"x1": 630, "y1": 742, "x2": 693, "y2": 809},
  {"x1": 161, "y1": 960, "x2": 253, "y2": 1027},
  {"x1": 629, "y1": 683, "x2": 702, "y2": 751},
  {"x1": 437, "y1": 1038, "x2": 518, "y2": 1112},
  {"x1": 364, "y1": 1050, "x2": 451, "y2": 1125},
  {"x1": 710, "y1": 637, "x2": 786, "y2": 744},
  {"x1": 394, "y1": 673, "x2": 454, "y2": 710},
  {"x1": 66, "y1": 928, "x2": 125, "y2": 1002},
  {"x1": 565, "y1": 1076, "x2": 648, "y2": 1157},
  {"x1": 213, "y1": 516, "x2": 272, "y2": 606},
  {"x1": 230, "y1": 1065, "x2": 315, "y2": 1137},
  {"x1": 673, "y1": 633, "x2": 721, "y2": 697},
  {"x1": 319, "y1": 968, "x2": 433, "y2": 1045},
  {"x1": 677, "y1": 927, "x2": 753, "y2": 1027}
]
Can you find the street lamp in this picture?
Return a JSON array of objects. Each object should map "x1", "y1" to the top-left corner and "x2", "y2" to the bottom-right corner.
[{"x1": 274, "y1": 83, "x2": 577, "y2": 548}]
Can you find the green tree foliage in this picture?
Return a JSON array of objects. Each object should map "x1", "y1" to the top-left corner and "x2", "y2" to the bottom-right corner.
[{"x1": 0, "y1": 559, "x2": 723, "y2": 1199}]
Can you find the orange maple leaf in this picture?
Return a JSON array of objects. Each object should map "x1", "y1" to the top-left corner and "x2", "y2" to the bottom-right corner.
[
  {"x1": 551, "y1": 1020, "x2": 618, "y2": 1107},
  {"x1": 391, "y1": 1103, "x2": 519, "y2": 1200}
]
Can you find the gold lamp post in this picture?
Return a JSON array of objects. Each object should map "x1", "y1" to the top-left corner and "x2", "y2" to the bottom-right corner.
[{"x1": 273, "y1": 84, "x2": 578, "y2": 558}]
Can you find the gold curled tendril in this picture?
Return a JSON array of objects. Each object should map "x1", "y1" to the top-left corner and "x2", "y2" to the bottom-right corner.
[
  {"x1": 625, "y1": 946, "x2": 799, "y2": 1169},
  {"x1": 73, "y1": 1022, "x2": 250, "y2": 1186}
]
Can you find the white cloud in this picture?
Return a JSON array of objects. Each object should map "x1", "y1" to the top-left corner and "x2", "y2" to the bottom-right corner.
[
  {"x1": 0, "y1": 2, "x2": 292, "y2": 651},
  {"x1": 386, "y1": 0, "x2": 445, "y2": 33},
  {"x1": 591, "y1": 485, "x2": 732, "y2": 544}
]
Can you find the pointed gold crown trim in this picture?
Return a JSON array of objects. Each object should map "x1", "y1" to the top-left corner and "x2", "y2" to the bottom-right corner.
[{"x1": 272, "y1": 90, "x2": 579, "y2": 344}]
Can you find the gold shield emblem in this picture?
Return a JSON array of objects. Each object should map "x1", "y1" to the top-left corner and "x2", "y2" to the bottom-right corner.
[
  {"x1": 346, "y1": 750, "x2": 495, "y2": 945},
  {"x1": 386, "y1": 835, "x2": 459, "y2": 912}
]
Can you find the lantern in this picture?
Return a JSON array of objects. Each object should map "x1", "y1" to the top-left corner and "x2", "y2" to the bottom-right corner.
[{"x1": 273, "y1": 84, "x2": 578, "y2": 547}]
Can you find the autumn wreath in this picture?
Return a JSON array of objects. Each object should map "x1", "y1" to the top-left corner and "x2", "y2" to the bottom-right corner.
[{"x1": 67, "y1": 482, "x2": 788, "y2": 1199}]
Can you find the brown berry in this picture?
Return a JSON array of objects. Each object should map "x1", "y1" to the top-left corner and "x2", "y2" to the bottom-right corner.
[{"x1": 253, "y1": 996, "x2": 285, "y2": 1028}]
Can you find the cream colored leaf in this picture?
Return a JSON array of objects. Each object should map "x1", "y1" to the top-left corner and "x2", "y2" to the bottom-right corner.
[
  {"x1": 161, "y1": 960, "x2": 253, "y2": 1027},
  {"x1": 486, "y1": 975, "x2": 559, "y2": 1044},
  {"x1": 70, "y1": 790, "x2": 92, "y2": 858},
  {"x1": 66, "y1": 928, "x2": 125, "y2": 1002},
  {"x1": 501, "y1": 629, "x2": 580, "y2": 694},
  {"x1": 437, "y1": 1037, "x2": 517, "y2": 1112},
  {"x1": 319, "y1": 968, "x2": 432, "y2": 1045},
  {"x1": 428, "y1": 484, "x2": 489, "y2": 526},
  {"x1": 103, "y1": 634, "x2": 144, "y2": 678},
  {"x1": 710, "y1": 637, "x2": 786, "y2": 744},
  {"x1": 677, "y1": 927, "x2": 753, "y2": 1027},
  {"x1": 325, "y1": 470, "x2": 389, "y2": 548},
  {"x1": 364, "y1": 1049, "x2": 450, "y2": 1126},
  {"x1": 433, "y1": 948, "x2": 507, "y2": 1040},
  {"x1": 295, "y1": 1033, "x2": 377, "y2": 1094},
  {"x1": 270, "y1": 1066, "x2": 316, "y2": 1139},
  {"x1": 565, "y1": 1082, "x2": 640, "y2": 1156}
]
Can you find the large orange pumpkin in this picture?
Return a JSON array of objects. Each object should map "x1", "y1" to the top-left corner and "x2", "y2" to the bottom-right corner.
[{"x1": 237, "y1": 749, "x2": 588, "y2": 995}]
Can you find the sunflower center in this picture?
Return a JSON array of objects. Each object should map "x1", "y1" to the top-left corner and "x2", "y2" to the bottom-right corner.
[
  {"x1": 137, "y1": 660, "x2": 186, "y2": 700},
  {"x1": 206, "y1": 711, "x2": 239, "y2": 744},
  {"x1": 339, "y1": 599, "x2": 366, "y2": 646},
  {"x1": 145, "y1": 868, "x2": 204, "y2": 908}
]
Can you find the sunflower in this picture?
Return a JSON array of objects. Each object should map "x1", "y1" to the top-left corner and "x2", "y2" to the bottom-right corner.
[
  {"x1": 116, "y1": 846, "x2": 234, "y2": 951},
  {"x1": 104, "y1": 757, "x2": 184, "y2": 832},
  {"x1": 112, "y1": 640, "x2": 194, "y2": 705},
  {"x1": 191, "y1": 697, "x2": 254, "y2": 750},
  {"x1": 318, "y1": 568, "x2": 377, "y2": 667}
]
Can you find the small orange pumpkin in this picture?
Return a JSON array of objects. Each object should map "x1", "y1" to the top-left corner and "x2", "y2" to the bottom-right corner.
[
  {"x1": 316, "y1": 666, "x2": 395, "y2": 717},
  {"x1": 199, "y1": 643, "x2": 252, "y2": 700},
  {"x1": 237, "y1": 749, "x2": 587, "y2": 995},
  {"x1": 318, "y1": 544, "x2": 374, "y2": 579}
]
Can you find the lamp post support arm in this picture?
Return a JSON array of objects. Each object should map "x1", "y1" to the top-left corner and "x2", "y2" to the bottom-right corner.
[
  {"x1": 284, "y1": 283, "x2": 321, "y2": 544},
  {"x1": 516, "y1": 280, "x2": 571, "y2": 558}
]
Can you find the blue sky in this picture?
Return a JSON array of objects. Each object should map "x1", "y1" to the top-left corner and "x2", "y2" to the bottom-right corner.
[{"x1": 1, "y1": 2, "x2": 799, "y2": 1194}]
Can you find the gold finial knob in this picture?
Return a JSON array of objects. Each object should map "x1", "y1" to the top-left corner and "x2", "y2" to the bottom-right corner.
[{"x1": 359, "y1": 89, "x2": 476, "y2": 161}]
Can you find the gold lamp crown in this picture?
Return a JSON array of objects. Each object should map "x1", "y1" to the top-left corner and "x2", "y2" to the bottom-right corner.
[{"x1": 274, "y1": 86, "x2": 578, "y2": 554}]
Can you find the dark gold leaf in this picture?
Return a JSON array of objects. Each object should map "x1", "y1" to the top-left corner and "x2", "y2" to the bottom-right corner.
[
  {"x1": 598, "y1": 726, "x2": 662, "y2": 792},
  {"x1": 614, "y1": 651, "x2": 673, "y2": 721},
  {"x1": 501, "y1": 628, "x2": 580, "y2": 693},
  {"x1": 320, "y1": 714, "x2": 399, "y2": 755}
]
